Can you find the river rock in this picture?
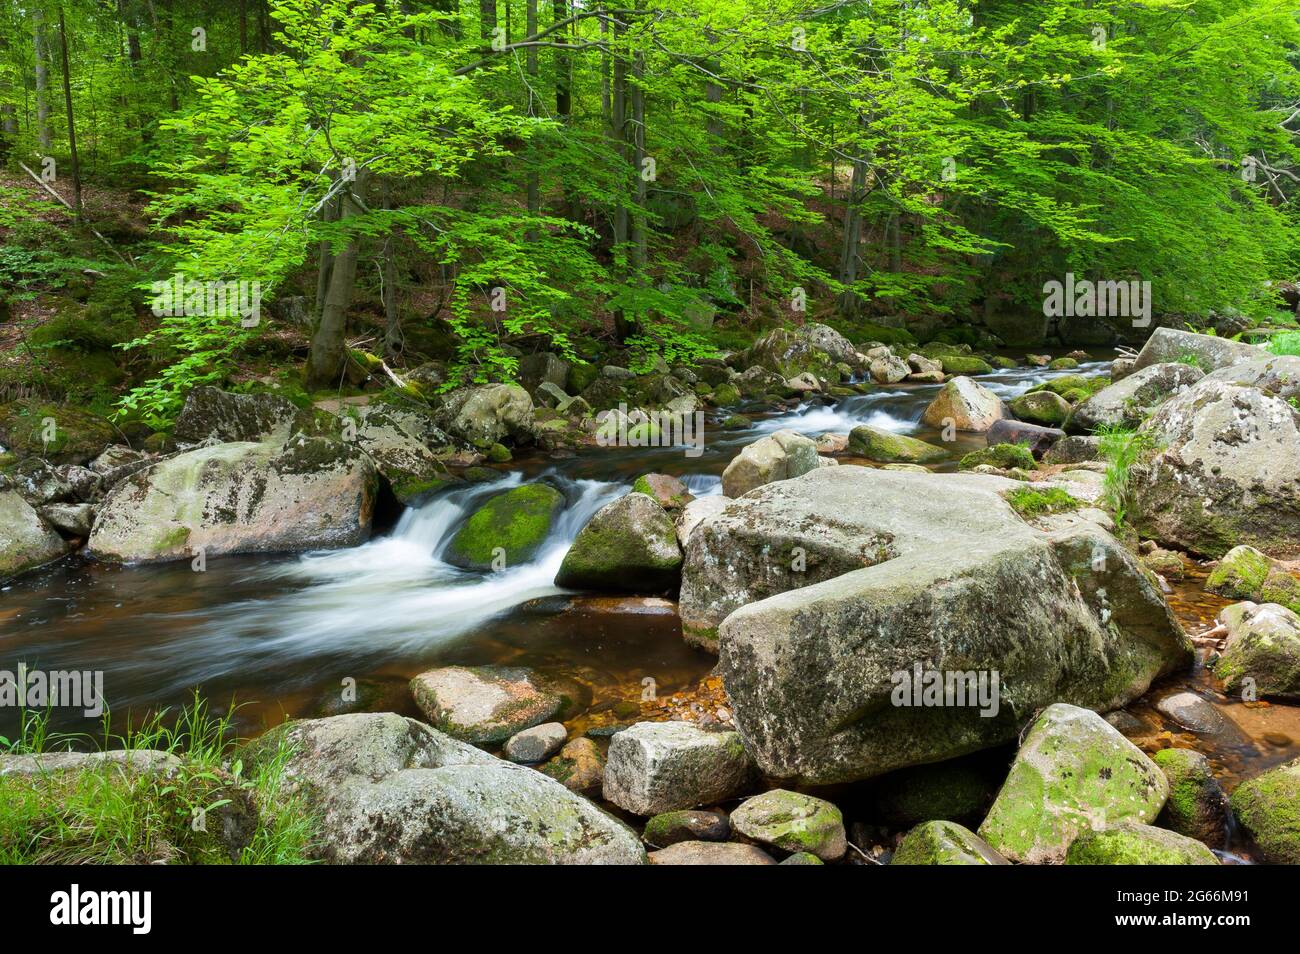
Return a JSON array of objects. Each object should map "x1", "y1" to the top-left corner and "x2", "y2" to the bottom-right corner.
[
  {"x1": 172, "y1": 387, "x2": 305, "y2": 445},
  {"x1": 1066, "y1": 362, "x2": 1204, "y2": 432},
  {"x1": 1065, "y1": 823, "x2": 1219, "y2": 865},
  {"x1": 0, "y1": 749, "x2": 182, "y2": 778},
  {"x1": 435, "y1": 384, "x2": 535, "y2": 447},
  {"x1": 445, "y1": 483, "x2": 565, "y2": 570},
  {"x1": 1155, "y1": 691, "x2": 1225, "y2": 734},
  {"x1": 602, "y1": 721, "x2": 759, "y2": 815},
  {"x1": 1206, "y1": 546, "x2": 1300, "y2": 614},
  {"x1": 1214, "y1": 601, "x2": 1300, "y2": 701},
  {"x1": 86, "y1": 435, "x2": 378, "y2": 563},
  {"x1": 504, "y1": 722, "x2": 568, "y2": 763},
  {"x1": 706, "y1": 467, "x2": 1189, "y2": 781},
  {"x1": 985, "y1": 419, "x2": 1064, "y2": 458},
  {"x1": 632, "y1": 473, "x2": 692, "y2": 510},
  {"x1": 1009, "y1": 389, "x2": 1071, "y2": 426},
  {"x1": 729, "y1": 789, "x2": 846, "y2": 860},
  {"x1": 1131, "y1": 381, "x2": 1300, "y2": 558},
  {"x1": 891, "y1": 821, "x2": 1009, "y2": 865},
  {"x1": 848, "y1": 424, "x2": 948, "y2": 464},
  {"x1": 649, "y1": 841, "x2": 775, "y2": 865},
  {"x1": 555, "y1": 492, "x2": 682, "y2": 592},
  {"x1": 869, "y1": 354, "x2": 910, "y2": 384},
  {"x1": 1111, "y1": 357, "x2": 1136, "y2": 381},
  {"x1": 1152, "y1": 748, "x2": 1229, "y2": 848},
  {"x1": 1199, "y1": 353, "x2": 1300, "y2": 402},
  {"x1": 676, "y1": 494, "x2": 729, "y2": 547},
  {"x1": 742, "y1": 323, "x2": 861, "y2": 378},
  {"x1": 541, "y1": 737, "x2": 605, "y2": 792},
  {"x1": 1131, "y1": 327, "x2": 1261, "y2": 374},
  {"x1": 720, "y1": 429, "x2": 820, "y2": 497},
  {"x1": 409, "y1": 666, "x2": 562, "y2": 744},
  {"x1": 785, "y1": 371, "x2": 822, "y2": 393},
  {"x1": 1229, "y1": 756, "x2": 1300, "y2": 864},
  {"x1": 1043, "y1": 435, "x2": 1101, "y2": 465},
  {"x1": 345, "y1": 403, "x2": 452, "y2": 501},
  {"x1": 248, "y1": 714, "x2": 643, "y2": 864},
  {"x1": 642, "y1": 809, "x2": 730, "y2": 847},
  {"x1": 977, "y1": 704, "x2": 1169, "y2": 864},
  {"x1": 519, "y1": 351, "x2": 570, "y2": 394},
  {"x1": 0, "y1": 490, "x2": 68, "y2": 580},
  {"x1": 38, "y1": 502, "x2": 95, "y2": 536},
  {"x1": 921, "y1": 376, "x2": 1004, "y2": 431}
]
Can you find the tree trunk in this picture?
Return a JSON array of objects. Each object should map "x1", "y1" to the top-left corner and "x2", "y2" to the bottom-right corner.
[
  {"x1": 305, "y1": 172, "x2": 369, "y2": 389},
  {"x1": 838, "y1": 149, "x2": 869, "y2": 316},
  {"x1": 33, "y1": 8, "x2": 53, "y2": 153},
  {"x1": 56, "y1": 7, "x2": 82, "y2": 223},
  {"x1": 479, "y1": 0, "x2": 496, "y2": 40},
  {"x1": 525, "y1": 0, "x2": 539, "y2": 224},
  {"x1": 609, "y1": 10, "x2": 633, "y2": 342}
]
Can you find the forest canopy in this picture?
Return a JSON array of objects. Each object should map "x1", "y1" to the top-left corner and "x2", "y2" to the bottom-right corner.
[{"x1": 0, "y1": 0, "x2": 1297, "y2": 424}]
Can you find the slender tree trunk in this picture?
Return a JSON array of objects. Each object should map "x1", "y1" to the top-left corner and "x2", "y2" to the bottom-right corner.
[
  {"x1": 314, "y1": 194, "x2": 338, "y2": 318},
  {"x1": 609, "y1": 10, "x2": 633, "y2": 342},
  {"x1": 56, "y1": 7, "x2": 82, "y2": 223},
  {"x1": 838, "y1": 147, "x2": 869, "y2": 316},
  {"x1": 306, "y1": 172, "x2": 369, "y2": 389},
  {"x1": 629, "y1": 28, "x2": 647, "y2": 273},
  {"x1": 479, "y1": 0, "x2": 497, "y2": 40},
  {"x1": 0, "y1": 28, "x2": 17, "y2": 158},
  {"x1": 383, "y1": 233, "x2": 404, "y2": 362},
  {"x1": 525, "y1": 0, "x2": 539, "y2": 224},
  {"x1": 33, "y1": 8, "x2": 53, "y2": 153}
]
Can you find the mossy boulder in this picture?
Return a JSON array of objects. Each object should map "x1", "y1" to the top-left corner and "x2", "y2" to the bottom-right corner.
[
  {"x1": 0, "y1": 400, "x2": 115, "y2": 465},
  {"x1": 978, "y1": 704, "x2": 1169, "y2": 864},
  {"x1": 1067, "y1": 362, "x2": 1204, "y2": 433},
  {"x1": 445, "y1": 483, "x2": 564, "y2": 570},
  {"x1": 1229, "y1": 756, "x2": 1300, "y2": 864},
  {"x1": 603, "y1": 721, "x2": 759, "y2": 815},
  {"x1": 891, "y1": 821, "x2": 1009, "y2": 865},
  {"x1": 1029, "y1": 374, "x2": 1107, "y2": 399},
  {"x1": 711, "y1": 382, "x2": 741, "y2": 406},
  {"x1": 939, "y1": 355, "x2": 993, "y2": 376},
  {"x1": 1214, "y1": 601, "x2": 1300, "y2": 701},
  {"x1": 0, "y1": 489, "x2": 69, "y2": 581},
  {"x1": 87, "y1": 436, "x2": 378, "y2": 563},
  {"x1": 1049, "y1": 357, "x2": 1079, "y2": 370},
  {"x1": 959, "y1": 442, "x2": 1036, "y2": 472},
  {"x1": 1065, "y1": 823, "x2": 1218, "y2": 865},
  {"x1": 729, "y1": 789, "x2": 846, "y2": 860},
  {"x1": 1206, "y1": 546, "x2": 1300, "y2": 614},
  {"x1": 632, "y1": 473, "x2": 692, "y2": 511},
  {"x1": 1009, "y1": 390, "x2": 1071, "y2": 426},
  {"x1": 1152, "y1": 748, "x2": 1228, "y2": 848},
  {"x1": 173, "y1": 387, "x2": 307, "y2": 445},
  {"x1": 555, "y1": 492, "x2": 682, "y2": 592},
  {"x1": 848, "y1": 424, "x2": 948, "y2": 464},
  {"x1": 642, "y1": 809, "x2": 730, "y2": 847}
]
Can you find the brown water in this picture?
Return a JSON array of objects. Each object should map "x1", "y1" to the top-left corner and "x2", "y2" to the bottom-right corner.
[{"x1": 3, "y1": 355, "x2": 1294, "y2": 808}]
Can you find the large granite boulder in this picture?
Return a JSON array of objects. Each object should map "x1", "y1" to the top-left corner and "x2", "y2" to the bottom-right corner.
[
  {"x1": 742, "y1": 324, "x2": 861, "y2": 378},
  {"x1": 86, "y1": 435, "x2": 378, "y2": 562},
  {"x1": 1131, "y1": 327, "x2": 1260, "y2": 374},
  {"x1": 344, "y1": 403, "x2": 453, "y2": 502},
  {"x1": 242, "y1": 713, "x2": 645, "y2": 864},
  {"x1": 1130, "y1": 381, "x2": 1300, "y2": 558},
  {"x1": 1066, "y1": 362, "x2": 1204, "y2": 432},
  {"x1": 0, "y1": 489, "x2": 68, "y2": 581},
  {"x1": 1198, "y1": 354, "x2": 1300, "y2": 402},
  {"x1": 848, "y1": 425, "x2": 948, "y2": 464},
  {"x1": 1229, "y1": 756, "x2": 1300, "y2": 864},
  {"x1": 434, "y1": 384, "x2": 535, "y2": 447},
  {"x1": 172, "y1": 387, "x2": 305, "y2": 445},
  {"x1": 702, "y1": 467, "x2": 1190, "y2": 783},
  {"x1": 1214, "y1": 601, "x2": 1300, "y2": 701}
]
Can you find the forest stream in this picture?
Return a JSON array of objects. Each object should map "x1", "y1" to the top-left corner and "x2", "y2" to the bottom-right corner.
[{"x1": 6, "y1": 354, "x2": 1296, "y2": 864}]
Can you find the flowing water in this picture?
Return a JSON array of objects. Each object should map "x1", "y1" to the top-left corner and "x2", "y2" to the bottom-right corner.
[{"x1": 3, "y1": 355, "x2": 1295, "y2": 812}]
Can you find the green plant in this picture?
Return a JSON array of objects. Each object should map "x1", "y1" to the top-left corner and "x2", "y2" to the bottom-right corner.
[
  {"x1": 1267, "y1": 331, "x2": 1300, "y2": 357},
  {"x1": 1096, "y1": 424, "x2": 1153, "y2": 528},
  {"x1": 0, "y1": 696, "x2": 314, "y2": 865},
  {"x1": 1006, "y1": 486, "x2": 1082, "y2": 517}
]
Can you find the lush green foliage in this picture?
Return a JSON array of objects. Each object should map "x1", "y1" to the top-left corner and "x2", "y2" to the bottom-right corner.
[
  {"x1": 1, "y1": 0, "x2": 1298, "y2": 420},
  {"x1": 0, "y1": 699, "x2": 314, "y2": 865}
]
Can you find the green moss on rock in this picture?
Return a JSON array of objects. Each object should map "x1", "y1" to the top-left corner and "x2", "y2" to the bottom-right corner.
[
  {"x1": 849, "y1": 424, "x2": 948, "y2": 464},
  {"x1": 445, "y1": 483, "x2": 565, "y2": 570},
  {"x1": 1065, "y1": 823, "x2": 1218, "y2": 865},
  {"x1": 959, "y1": 443, "x2": 1036, "y2": 471}
]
